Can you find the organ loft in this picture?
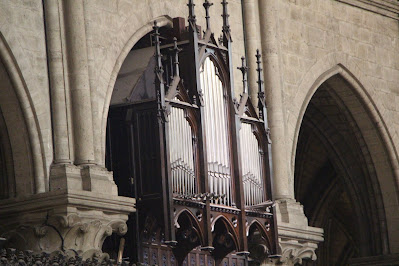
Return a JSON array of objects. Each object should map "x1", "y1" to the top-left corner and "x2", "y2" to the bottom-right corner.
[{"x1": 105, "y1": 0, "x2": 278, "y2": 264}]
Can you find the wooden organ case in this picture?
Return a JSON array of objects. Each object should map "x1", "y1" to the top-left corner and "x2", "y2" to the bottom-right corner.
[{"x1": 106, "y1": 1, "x2": 278, "y2": 265}]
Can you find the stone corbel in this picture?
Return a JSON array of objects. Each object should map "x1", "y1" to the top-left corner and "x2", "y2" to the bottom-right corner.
[
  {"x1": 279, "y1": 239, "x2": 318, "y2": 265},
  {"x1": 263, "y1": 199, "x2": 324, "y2": 266},
  {"x1": 0, "y1": 190, "x2": 135, "y2": 260}
]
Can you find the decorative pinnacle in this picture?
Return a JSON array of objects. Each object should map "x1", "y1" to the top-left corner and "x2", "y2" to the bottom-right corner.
[
  {"x1": 188, "y1": 0, "x2": 197, "y2": 24},
  {"x1": 203, "y1": 0, "x2": 213, "y2": 30},
  {"x1": 237, "y1": 56, "x2": 248, "y2": 94},
  {"x1": 256, "y1": 49, "x2": 266, "y2": 118},
  {"x1": 153, "y1": 21, "x2": 163, "y2": 75},
  {"x1": 172, "y1": 37, "x2": 182, "y2": 77},
  {"x1": 256, "y1": 49, "x2": 263, "y2": 91},
  {"x1": 221, "y1": 0, "x2": 231, "y2": 36}
]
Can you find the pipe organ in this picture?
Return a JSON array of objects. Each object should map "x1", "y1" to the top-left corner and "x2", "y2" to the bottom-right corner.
[{"x1": 106, "y1": 1, "x2": 278, "y2": 265}]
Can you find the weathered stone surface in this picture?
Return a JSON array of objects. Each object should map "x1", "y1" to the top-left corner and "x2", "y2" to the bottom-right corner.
[{"x1": 0, "y1": 190, "x2": 134, "y2": 259}]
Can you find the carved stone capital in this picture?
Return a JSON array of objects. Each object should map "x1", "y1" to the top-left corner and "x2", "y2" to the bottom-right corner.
[
  {"x1": 264, "y1": 199, "x2": 324, "y2": 265},
  {"x1": 278, "y1": 239, "x2": 317, "y2": 265},
  {"x1": 0, "y1": 190, "x2": 135, "y2": 259}
]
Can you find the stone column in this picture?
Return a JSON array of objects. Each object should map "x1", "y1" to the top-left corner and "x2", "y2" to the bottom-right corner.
[
  {"x1": 256, "y1": 2, "x2": 324, "y2": 264},
  {"x1": 258, "y1": 0, "x2": 293, "y2": 200},
  {"x1": 44, "y1": 0, "x2": 71, "y2": 164},
  {"x1": 0, "y1": 1, "x2": 137, "y2": 259},
  {"x1": 63, "y1": 0, "x2": 95, "y2": 165}
]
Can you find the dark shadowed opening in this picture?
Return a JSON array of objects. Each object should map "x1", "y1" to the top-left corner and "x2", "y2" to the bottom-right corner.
[{"x1": 295, "y1": 74, "x2": 389, "y2": 265}]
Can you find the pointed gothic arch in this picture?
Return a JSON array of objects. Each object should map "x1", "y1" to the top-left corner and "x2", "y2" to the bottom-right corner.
[
  {"x1": 0, "y1": 32, "x2": 46, "y2": 196},
  {"x1": 293, "y1": 63, "x2": 399, "y2": 263},
  {"x1": 211, "y1": 215, "x2": 240, "y2": 263}
]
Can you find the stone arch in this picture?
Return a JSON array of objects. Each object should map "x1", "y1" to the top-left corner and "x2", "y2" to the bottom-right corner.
[
  {"x1": 0, "y1": 107, "x2": 14, "y2": 199},
  {"x1": 0, "y1": 32, "x2": 46, "y2": 196},
  {"x1": 292, "y1": 54, "x2": 399, "y2": 258},
  {"x1": 290, "y1": 54, "x2": 398, "y2": 174},
  {"x1": 98, "y1": 16, "x2": 174, "y2": 165}
]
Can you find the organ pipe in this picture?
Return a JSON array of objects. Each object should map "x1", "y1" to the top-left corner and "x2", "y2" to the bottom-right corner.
[
  {"x1": 169, "y1": 107, "x2": 196, "y2": 196},
  {"x1": 200, "y1": 57, "x2": 232, "y2": 206},
  {"x1": 240, "y1": 122, "x2": 265, "y2": 206}
]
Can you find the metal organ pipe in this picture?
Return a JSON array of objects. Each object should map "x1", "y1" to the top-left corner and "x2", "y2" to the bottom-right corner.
[
  {"x1": 169, "y1": 107, "x2": 196, "y2": 196},
  {"x1": 201, "y1": 57, "x2": 232, "y2": 206},
  {"x1": 240, "y1": 122, "x2": 265, "y2": 206}
]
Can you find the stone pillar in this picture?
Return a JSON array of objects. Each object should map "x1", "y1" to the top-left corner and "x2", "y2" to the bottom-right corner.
[
  {"x1": 47, "y1": 0, "x2": 117, "y2": 194},
  {"x1": 44, "y1": 0, "x2": 71, "y2": 164},
  {"x1": 0, "y1": 1, "x2": 137, "y2": 259},
  {"x1": 256, "y1": 2, "x2": 324, "y2": 264},
  {"x1": 63, "y1": 0, "x2": 95, "y2": 165},
  {"x1": 258, "y1": 0, "x2": 293, "y2": 200}
]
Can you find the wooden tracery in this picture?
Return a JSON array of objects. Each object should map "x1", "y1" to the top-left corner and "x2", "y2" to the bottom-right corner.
[{"x1": 106, "y1": 0, "x2": 278, "y2": 265}]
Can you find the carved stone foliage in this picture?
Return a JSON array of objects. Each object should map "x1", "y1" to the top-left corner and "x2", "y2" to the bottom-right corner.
[
  {"x1": 278, "y1": 239, "x2": 317, "y2": 265},
  {"x1": 0, "y1": 247, "x2": 131, "y2": 265},
  {"x1": 1, "y1": 215, "x2": 129, "y2": 260},
  {"x1": 0, "y1": 191, "x2": 135, "y2": 260}
]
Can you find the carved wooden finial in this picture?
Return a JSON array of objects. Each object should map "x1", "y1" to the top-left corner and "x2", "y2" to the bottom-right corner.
[
  {"x1": 153, "y1": 21, "x2": 167, "y2": 122},
  {"x1": 188, "y1": 0, "x2": 197, "y2": 25},
  {"x1": 256, "y1": 49, "x2": 266, "y2": 119},
  {"x1": 153, "y1": 21, "x2": 163, "y2": 75},
  {"x1": 221, "y1": 0, "x2": 231, "y2": 42},
  {"x1": 172, "y1": 37, "x2": 182, "y2": 77},
  {"x1": 203, "y1": 0, "x2": 213, "y2": 30},
  {"x1": 237, "y1": 56, "x2": 248, "y2": 94}
]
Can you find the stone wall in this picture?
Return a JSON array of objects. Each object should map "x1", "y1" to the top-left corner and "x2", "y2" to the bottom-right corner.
[
  {"x1": 274, "y1": 0, "x2": 399, "y2": 252},
  {"x1": 0, "y1": 0, "x2": 50, "y2": 194}
]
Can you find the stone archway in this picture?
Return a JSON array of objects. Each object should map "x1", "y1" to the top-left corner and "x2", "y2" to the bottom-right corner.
[
  {"x1": 0, "y1": 32, "x2": 48, "y2": 195},
  {"x1": 0, "y1": 47, "x2": 35, "y2": 197},
  {"x1": 294, "y1": 73, "x2": 395, "y2": 264}
]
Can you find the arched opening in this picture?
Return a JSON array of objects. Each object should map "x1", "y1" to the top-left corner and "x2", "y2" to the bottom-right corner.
[
  {"x1": 173, "y1": 210, "x2": 203, "y2": 265},
  {"x1": 0, "y1": 107, "x2": 14, "y2": 199},
  {"x1": 211, "y1": 216, "x2": 239, "y2": 265},
  {"x1": 105, "y1": 25, "x2": 171, "y2": 262},
  {"x1": 0, "y1": 57, "x2": 34, "y2": 199},
  {"x1": 295, "y1": 74, "x2": 392, "y2": 265},
  {"x1": 247, "y1": 221, "x2": 271, "y2": 265}
]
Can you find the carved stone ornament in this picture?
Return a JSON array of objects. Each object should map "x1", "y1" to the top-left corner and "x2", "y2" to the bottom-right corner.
[
  {"x1": 0, "y1": 189, "x2": 135, "y2": 260},
  {"x1": 258, "y1": 199, "x2": 324, "y2": 266},
  {"x1": 278, "y1": 239, "x2": 318, "y2": 265}
]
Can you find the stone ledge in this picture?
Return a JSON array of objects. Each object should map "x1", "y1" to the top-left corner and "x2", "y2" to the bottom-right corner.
[
  {"x1": 349, "y1": 253, "x2": 399, "y2": 265},
  {"x1": 0, "y1": 189, "x2": 135, "y2": 216},
  {"x1": 336, "y1": 0, "x2": 399, "y2": 20},
  {"x1": 278, "y1": 223, "x2": 324, "y2": 243},
  {"x1": 0, "y1": 191, "x2": 135, "y2": 258}
]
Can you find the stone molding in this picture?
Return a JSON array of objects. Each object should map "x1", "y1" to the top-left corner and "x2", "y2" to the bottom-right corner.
[
  {"x1": 0, "y1": 190, "x2": 135, "y2": 259},
  {"x1": 272, "y1": 199, "x2": 324, "y2": 265},
  {"x1": 336, "y1": 0, "x2": 399, "y2": 20},
  {"x1": 349, "y1": 254, "x2": 399, "y2": 265}
]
